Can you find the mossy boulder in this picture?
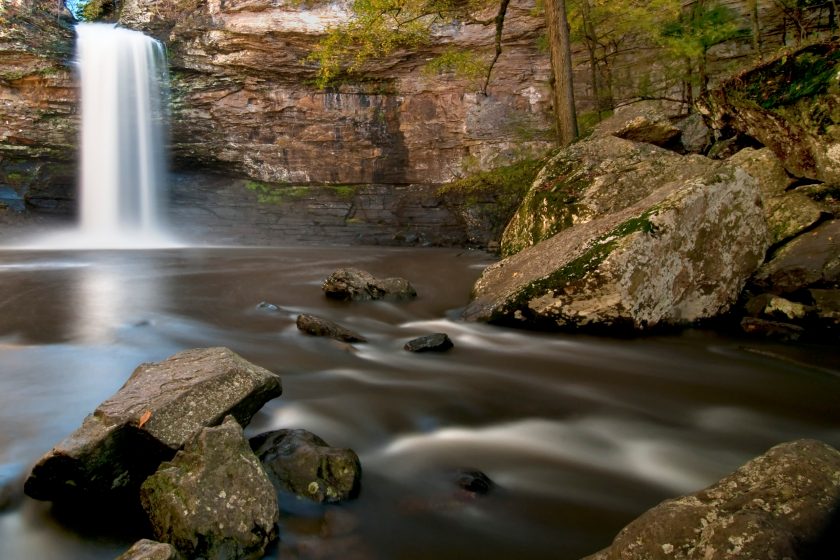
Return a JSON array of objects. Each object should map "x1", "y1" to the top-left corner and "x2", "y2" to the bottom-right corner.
[
  {"x1": 141, "y1": 416, "x2": 279, "y2": 560},
  {"x1": 464, "y1": 164, "x2": 768, "y2": 331},
  {"x1": 500, "y1": 136, "x2": 711, "y2": 257},
  {"x1": 697, "y1": 40, "x2": 840, "y2": 184},
  {"x1": 583, "y1": 439, "x2": 840, "y2": 560}
]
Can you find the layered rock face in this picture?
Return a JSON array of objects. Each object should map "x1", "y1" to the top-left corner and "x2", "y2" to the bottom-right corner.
[
  {"x1": 0, "y1": 1, "x2": 77, "y2": 216},
  {"x1": 118, "y1": 0, "x2": 555, "y2": 185}
]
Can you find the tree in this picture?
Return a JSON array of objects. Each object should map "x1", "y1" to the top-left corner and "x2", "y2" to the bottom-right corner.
[{"x1": 544, "y1": 0, "x2": 578, "y2": 144}]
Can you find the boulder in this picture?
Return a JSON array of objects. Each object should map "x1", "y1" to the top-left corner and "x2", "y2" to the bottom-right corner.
[
  {"x1": 24, "y1": 347, "x2": 282, "y2": 502},
  {"x1": 403, "y1": 333, "x2": 454, "y2": 353},
  {"x1": 296, "y1": 314, "x2": 367, "y2": 343},
  {"x1": 465, "y1": 164, "x2": 768, "y2": 331},
  {"x1": 454, "y1": 469, "x2": 494, "y2": 495},
  {"x1": 697, "y1": 42, "x2": 840, "y2": 184},
  {"x1": 740, "y1": 317, "x2": 805, "y2": 341},
  {"x1": 582, "y1": 439, "x2": 840, "y2": 560},
  {"x1": 744, "y1": 293, "x2": 808, "y2": 321},
  {"x1": 810, "y1": 288, "x2": 840, "y2": 323},
  {"x1": 116, "y1": 540, "x2": 182, "y2": 560},
  {"x1": 499, "y1": 135, "x2": 712, "y2": 257},
  {"x1": 250, "y1": 429, "x2": 361, "y2": 504},
  {"x1": 675, "y1": 112, "x2": 712, "y2": 154},
  {"x1": 140, "y1": 416, "x2": 278, "y2": 560},
  {"x1": 322, "y1": 268, "x2": 417, "y2": 302},
  {"x1": 729, "y1": 148, "x2": 826, "y2": 245},
  {"x1": 592, "y1": 101, "x2": 683, "y2": 150},
  {"x1": 751, "y1": 219, "x2": 840, "y2": 294}
]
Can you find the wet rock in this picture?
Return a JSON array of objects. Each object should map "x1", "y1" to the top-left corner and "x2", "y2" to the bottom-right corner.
[
  {"x1": 740, "y1": 317, "x2": 805, "y2": 341},
  {"x1": 751, "y1": 219, "x2": 840, "y2": 294},
  {"x1": 810, "y1": 288, "x2": 840, "y2": 323},
  {"x1": 454, "y1": 469, "x2": 494, "y2": 495},
  {"x1": 729, "y1": 148, "x2": 826, "y2": 245},
  {"x1": 25, "y1": 347, "x2": 282, "y2": 502},
  {"x1": 500, "y1": 135, "x2": 712, "y2": 257},
  {"x1": 250, "y1": 429, "x2": 361, "y2": 504},
  {"x1": 296, "y1": 314, "x2": 367, "y2": 343},
  {"x1": 403, "y1": 333, "x2": 454, "y2": 353},
  {"x1": 583, "y1": 439, "x2": 840, "y2": 560},
  {"x1": 256, "y1": 301, "x2": 281, "y2": 312},
  {"x1": 322, "y1": 268, "x2": 417, "y2": 302},
  {"x1": 116, "y1": 539, "x2": 182, "y2": 560},
  {"x1": 466, "y1": 164, "x2": 768, "y2": 331},
  {"x1": 140, "y1": 416, "x2": 278, "y2": 560},
  {"x1": 744, "y1": 293, "x2": 808, "y2": 321}
]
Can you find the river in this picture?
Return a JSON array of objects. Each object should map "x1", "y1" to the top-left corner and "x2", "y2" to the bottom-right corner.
[{"x1": 0, "y1": 246, "x2": 837, "y2": 559}]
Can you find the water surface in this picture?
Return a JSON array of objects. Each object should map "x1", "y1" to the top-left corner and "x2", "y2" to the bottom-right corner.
[{"x1": 0, "y1": 247, "x2": 837, "y2": 559}]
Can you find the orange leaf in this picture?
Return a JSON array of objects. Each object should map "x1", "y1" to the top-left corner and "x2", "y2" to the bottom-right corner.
[{"x1": 138, "y1": 410, "x2": 152, "y2": 428}]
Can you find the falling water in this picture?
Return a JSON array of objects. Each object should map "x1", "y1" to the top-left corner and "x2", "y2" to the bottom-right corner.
[{"x1": 74, "y1": 23, "x2": 172, "y2": 246}]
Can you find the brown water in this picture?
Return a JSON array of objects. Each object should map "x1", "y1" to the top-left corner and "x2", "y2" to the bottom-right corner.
[{"x1": 0, "y1": 247, "x2": 837, "y2": 560}]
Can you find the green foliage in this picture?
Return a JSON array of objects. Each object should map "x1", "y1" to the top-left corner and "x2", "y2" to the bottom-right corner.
[
  {"x1": 439, "y1": 156, "x2": 546, "y2": 209},
  {"x1": 740, "y1": 48, "x2": 840, "y2": 109},
  {"x1": 423, "y1": 48, "x2": 489, "y2": 85},
  {"x1": 660, "y1": 1, "x2": 747, "y2": 60},
  {"x1": 307, "y1": 0, "x2": 494, "y2": 88}
]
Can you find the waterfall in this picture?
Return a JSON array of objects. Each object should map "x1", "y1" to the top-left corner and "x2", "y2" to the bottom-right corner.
[{"x1": 74, "y1": 23, "x2": 172, "y2": 247}]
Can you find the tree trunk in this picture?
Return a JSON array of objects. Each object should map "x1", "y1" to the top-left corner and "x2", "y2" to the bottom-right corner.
[
  {"x1": 544, "y1": 0, "x2": 578, "y2": 146},
  {"x1": 749, "y1": 0, "x2": 762, "y2": 59}
]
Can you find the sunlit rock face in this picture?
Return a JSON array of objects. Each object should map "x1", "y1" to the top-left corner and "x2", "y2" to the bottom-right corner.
[{"x1": 119, "y1": 0, "x2": 557, "y2": 184}]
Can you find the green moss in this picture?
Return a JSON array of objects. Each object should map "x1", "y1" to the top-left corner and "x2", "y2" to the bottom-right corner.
[
  {"x1": 498, "y1": 210, "x2": 658, "y2": 321},
  {"x1": 439, "y1": 157, "x2": 546, "y2": 204},
  {"x1": 328, "y1": 185, "x2": 359, "y2": 199},
  {"x1": 245, "y1": 181, "x2": 361, "y2": 206}
]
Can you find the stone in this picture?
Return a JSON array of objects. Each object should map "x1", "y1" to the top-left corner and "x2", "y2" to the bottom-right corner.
[
  {"x1": 465, "y1": 164, "x2": 768, "y2": 331},
  {"x1": 810, "y1": 288, "x2": 840, "y2": 322},
  {"x1": 675, "y1": 112, "x2": 712, "y2": 154},
  {"x1": 582, "y1": 439, "x2": 840, "y2": 560},
  {"x1": 403, "y1": 333, "x2": 454, "y2": 353},
  {"x1": 751, "y1": 219, "x2": 840, "y2": 294},
  {"x1": 141, "y1": 416, "x2": 278, "y2": 560},
  {"x1": 116, "y1": 540, "x2": 181, "y2": 560},
  {"x1": 500, "y1": 135, "x2": 712, "y2": 257},
  {"x1": 296, "y1": 314, "x2": 367, "y2": 343},
  {"x1": 594, "y1": 101, "x2": 683, "y2": 150},
  {"x1": 256, "y1": 301, "x2": 281, "y2": 312},
  {"x1": 250, "y1": 429, "x2": 361, "y2": 504},
  {"x1": 454, "y1": 469, "x2": 494, "y2": 495},
  {"x1": 697, "y1": 42, "x2": 840, "y2": 184},
  {"x1": 740, "y1": 317, "x2": 805, "y2": 341},
  {"x1": 24, "y1": 347, "x2": 282, "y2": 502},
  {"x1": 729, "y1": 148, "x2": 825, "y2": 245},
  {"x1": 322, "y1": 268, "x2": 417, "y2": 302}
]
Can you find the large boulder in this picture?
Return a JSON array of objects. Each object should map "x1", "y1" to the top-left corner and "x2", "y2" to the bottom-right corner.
[
  {"x1": 250, "y1": 429, "x2": 362, "y2": 504},
  {"x1": 322, "y1": 268, "x2": 417, "y2": 302},
  {"x1": 141, "y1": 416, "x2": 279, "y2": 560},
  {"x1": 729, "y1": 148, "x2": 826, "y2": 246},
  {"x1": 697, "y1": 41, "x2": 840, "y2": 184},
  {"x1": 464, "y1": 164, "x2": 768, "y2": 331},
  {"x1": 583, "y1": 439, "x2": 840, "y2": 560},
  {"x1": 24, "y1": 347, "x2": 282, "y2": 502},
  {"x1": 499, "y1": 136, "x2": 712, "y2": 257},
  {"x1": 751, "y1": 219, "x2": 840, "y2": 295}
]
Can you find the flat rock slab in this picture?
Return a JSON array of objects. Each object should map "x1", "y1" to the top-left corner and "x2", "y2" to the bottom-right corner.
[
  {"x1": 141, "y1": 416, "x2": 278, "y2": 560},
  {"x1": 583, "y1": 439, "x2": 840, "y2": 560},
  {"x1": 403, "y1": 333, "x2": 454, "y2": 352},
  {"x1": 25, "y1": 347, "x2": 282, "y2": 502},
  {"x1": 322, "y1": 268, "x2": 417, "y2": 302},
  {"x1": 251, "y1": 429, "x2": 361, "y2": 504},
  {"x1": 296, "y1": 314, "x2": 367, "y2": 343}
]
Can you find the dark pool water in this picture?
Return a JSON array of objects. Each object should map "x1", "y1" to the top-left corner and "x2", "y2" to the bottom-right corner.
[{"x1": 0, "y1": 247, "x2": 838, "y2": 559}]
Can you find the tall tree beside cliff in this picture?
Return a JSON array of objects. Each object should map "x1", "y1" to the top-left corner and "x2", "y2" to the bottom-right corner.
[{"x1": 544, "y1": 0, "x2": 578, "y2": 145}]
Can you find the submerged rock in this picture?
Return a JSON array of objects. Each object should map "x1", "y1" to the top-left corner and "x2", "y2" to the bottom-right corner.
[
  {"x1": 465, "y1": 164, "x2": 768, "y2": 331},
  {"x1": 141, "y1": 416, "x2": 278, "y2": 560},
  {"x1": 322, "y1": 268, "x2": 417, "y2": 302},
  {"x1": 403, "y1": 333, "x2": 454, "y2": 353},
  {"x1": 116, "y1": 540, "x2": 181, "y2": 560},
  {"x1": 250, "y1": 429, "x2": 361, "y2": 504},
  {"x1": 296, "y1": 314, "x2": 367, "y2": 343},
  {"x1": 454, "y1": 469, "x2": 494, "y2": 495},
  {"x1": 583, "y1": 439, "x2": 840, "y2": 560},
  {"x1": 24, "y1": 347, "x2": 282, "y2": 502}
]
